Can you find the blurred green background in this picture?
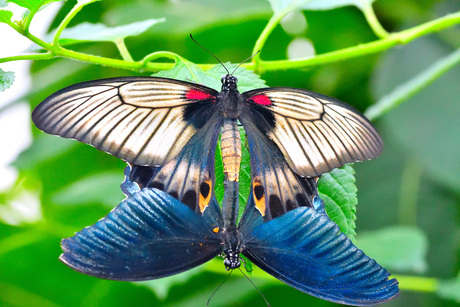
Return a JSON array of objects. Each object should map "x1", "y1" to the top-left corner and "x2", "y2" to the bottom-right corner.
[{"x1": 1, "y1": 0, "x2": 460, "y2": 306}]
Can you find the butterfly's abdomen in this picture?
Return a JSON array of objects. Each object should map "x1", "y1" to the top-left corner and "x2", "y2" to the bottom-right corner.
[{"x1": 221, "y1": 119, "x2": 241, "y2": 182}]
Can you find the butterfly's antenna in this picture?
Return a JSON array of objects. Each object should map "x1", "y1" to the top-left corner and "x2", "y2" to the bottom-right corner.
[
  {"x1": 190, "y1": 34, "x2": 229, "y2": 75},
  {"x1": 238, "y1": 267, "x2": 270, "y2": 307},
  {"x1": 230, "y1": 50, "x2": 260, "y2": 75},
  {"x1": 207, "y1": 270, "x2": 233, "y2": 306}
]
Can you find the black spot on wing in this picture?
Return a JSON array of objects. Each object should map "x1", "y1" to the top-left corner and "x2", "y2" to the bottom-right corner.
[
  {"x1": 200, "y1": 182, "x2": 210, "y2": 199},
  {"x1": 169, "y1": 191, "x2": 179, "y2": 199},
  {"x1": 254, "y1": 185, "x2": 264, "y2": 200},
  {"x1": 151, "y1": 181, "x2": 164, "y2": 191},
  {"x1": 183, "y1": 190, "x2": 198, "y2": 211},
  {"x1": 295, "y1": 193, "x2": 309, "y2": 207},
  {"x1": 129, "y1": 165, "x2": 155, "y2": 189},
  {"x1": 285, "y1": 199, "x2": 296, "y2": 211},
  {"x1": 268, "y1": 195, "x2": 283, "y2": 218}
]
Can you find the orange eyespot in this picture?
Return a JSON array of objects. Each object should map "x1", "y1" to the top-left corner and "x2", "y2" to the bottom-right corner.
[
  {"x1": 213, "y1": 227, "x2": 219, "y2": 233},
  {"x1": 199, "y1": 179, "x2": 212, "y2": 212},
  {"x1": 253, "y1": 179, "x2": 266, "y2": 216}
]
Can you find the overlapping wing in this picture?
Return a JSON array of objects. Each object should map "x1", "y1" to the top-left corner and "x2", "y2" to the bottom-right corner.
[
  {"x1": 243, "y1": 88, "x2": 383, "y2": 177},
  {"x1": 60, "y1": 188, "x2": 223, "y2": 281},
  {"x1": 126, "y1": 117, "x2": 223, "y2": 215},
  {"x1": 32, "y1": 77, "x2": 219, "y2": 166},
  {"x1": 240, "y1": 112, "x2": 322, "y2": 221},
  {"x1": 240, "y1": 205, "x2": 399, "y2": 306}
]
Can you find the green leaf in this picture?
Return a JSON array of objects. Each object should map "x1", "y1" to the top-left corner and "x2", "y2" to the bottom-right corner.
[
  {"x1": 318, "y1": 164, "x2": 357, "y2": 241},
  {"x1": 214, "y1": 126, "x2": 251, "y2": 221},
  {"x1": 6, "y1": 0, "x2": 59, "y2": 12},
  {"x1": 356, "y1": 226, "x2": 428, "y2": 273},
  {"x1": 154, "y1": 59, "x2": 208, "y2": 84},
  {"x1": 238, "y1": 127, "x2": 251, "y2": 218},
  {"x1": 51, "y1": 172, "x2": 125, "y2": 208},
  {"x1": 155, "y1": 59, "x2": 266, "y2": 92},
  {"x1": 0, "y1": 69, "x2": 14, "y2": 92},
  {"x1": 53, "y1": 19, "x2": 165, "y2": 45},
  {"x1": 268, "y1": 0, "x2": 375, "y2": 13},
  {"x1": 438, "y1": 274, "x2": 460, "y2": 303}
]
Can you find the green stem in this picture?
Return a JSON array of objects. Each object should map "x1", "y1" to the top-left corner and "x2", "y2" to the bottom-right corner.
[
  {"x1": 141, "y1": 51, "x2": 181, "y2": 66},
  {"x1": 114, "y1": 39, "x2": 134, "y2": 62},
  {"x1": 251, "y1": 0, "x2": 312, "y2": 71},
  {"x1": 23, "y1": 0, "x2": 49, "y2": 32},
  {"x1": 55, "y1": 46, "x2": 175, "y2": 71},
  {"x1": 258, "y1": 12, "x2": 460, "y2": 71},
  {"x1": 392, "y1": 275, "x2": 439, "y2": 293},
  {"x1": 0, "y1": 53, "x2": 54, "y2": 64},
  {"x1": 53, "y1": 0, "x2": 98, "y2": 46},
  {"x1": 361, "y1": 2, "x2": 389, "y2": 38},
  {"x1": 365, "y1": 48, "x2": 460, "y2": 120},
  {"x1": 1, "y1": 11, "x2": 459, "y2": 74}
]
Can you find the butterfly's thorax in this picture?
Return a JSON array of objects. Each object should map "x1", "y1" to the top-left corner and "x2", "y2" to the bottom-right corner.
[
  {"x1": 221, "y1": 116, "x2": 242, "y2": 270},
  {"x1": 219, "y1": 75, "x2": 242, "y2": 118}
]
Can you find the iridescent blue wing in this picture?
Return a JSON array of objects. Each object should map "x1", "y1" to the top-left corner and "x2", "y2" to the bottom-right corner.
[
  {"x1": 60, "y1": 188, "x2": 223, "y2": 281},
  {"x1": 32, "y1": 77, "x2": 219, "y2": 167},
  {"x1": 239, "y1": 204, "x2": 399, "y2": 306},
  {"x1": 242, "y1": 88, "x2": 383, "y2": 178}
]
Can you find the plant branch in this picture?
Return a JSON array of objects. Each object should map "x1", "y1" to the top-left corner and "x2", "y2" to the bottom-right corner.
[
  {"x1": 53, "y1": 0, "x2": 99, "y2": 46},
  {"x1": 114, "y1": 39, "x2": 134, "y2": 62},
  {"x1": 1, "y1": 10, "x2": 459, "y2": 75},
  {"x1": 251, "y1": 0, "x2": 311, "y2": 71},
  {"x1": 255, "y1": 12, "x2": 460, "y2": 72},
  {"x1": 361, "y1": 2, "x2": 389, "y2": 38},
  {"x1": 0, "y1": 53, "x2": 54, "y2": 64},
  {"x1": 141, "y1": 51, "x2": 181, "y2": 66}
]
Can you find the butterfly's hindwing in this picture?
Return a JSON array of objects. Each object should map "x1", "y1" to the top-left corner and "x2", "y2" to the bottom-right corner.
[
  {"x1": 243, "y1": 88, "x2": 383, "y2": 177},
  {"x1": 60, "y1": 188, "x2": 223, "y2": 281},
  {"x1": 32, "y1": 77, "x2": 219, "y2": 167},
  {"x1": 240, "y1": 113, "x2": 319, "y2": 221},
  {"x1": 128, "y1": 117, "x2": 222, "y2": 214},
  {"x1": 240, "y1": 206, "x2": 399, "y2": 305}
]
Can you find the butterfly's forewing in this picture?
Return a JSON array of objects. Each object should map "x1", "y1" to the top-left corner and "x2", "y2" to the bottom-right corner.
[
  {"x1": 60, "y1": 188, "x2": 223, "y2": 281},
  {"x1": 126, "y1": 116, "x2": 223, "y2": 214},
  {"x1": 32, "y1": 77, "x2": 218, "y2": 167},
  {"x1": 239, "y1": 203, "x2": 399, "y2": 306},
  {"x1": 240, "y1": 112, "x2": 319, "y2": 221},
  {"x1": 243, "y1": 88, "x2": 383, "y2": 177}
]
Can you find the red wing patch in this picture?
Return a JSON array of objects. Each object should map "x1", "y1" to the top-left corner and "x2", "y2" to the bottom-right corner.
[
  {"x1": 250, "y1": 94, "x2": 271, "y2": 106},
  {"x1": 186, "y1": 89, "x2": 214, "y2": 100}
]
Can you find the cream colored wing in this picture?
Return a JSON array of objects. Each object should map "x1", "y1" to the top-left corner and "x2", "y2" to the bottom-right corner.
[
  {"x1": 32, "y1": 77, "x2": 218, "y2": 166},
  {"x1": 243, "y1": 88, "x2": 382, "y2": 177}
]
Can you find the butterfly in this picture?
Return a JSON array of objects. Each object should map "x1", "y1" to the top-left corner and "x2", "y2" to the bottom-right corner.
[{"x1": 31, "y1": 69, "x2": 399, "y2": 305}]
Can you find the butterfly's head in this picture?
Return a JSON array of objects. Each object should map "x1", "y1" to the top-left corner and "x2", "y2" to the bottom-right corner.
[
  {"x1": 224, "y1": 250, "x2": 241, "y2": 270},
  {"x1": 221, "y1": 75, "x2": 238, "y2": 92}
]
